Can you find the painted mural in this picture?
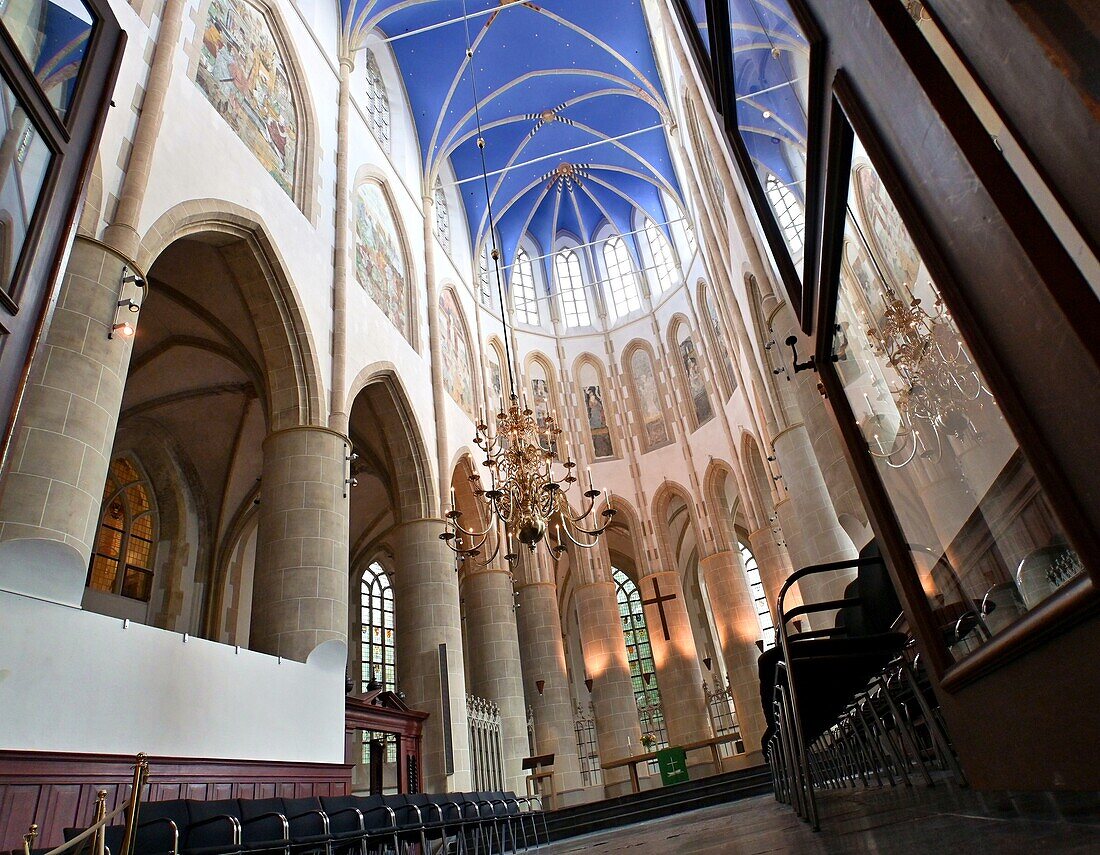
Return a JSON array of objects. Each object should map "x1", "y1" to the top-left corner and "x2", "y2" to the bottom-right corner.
[
  {"x1": 853, "y1": 164, "x2": 921, "y2": 294},
  {"x1": 488, "y1": 347, "x2": 504, "y2": 407},
  {"x1": 679, "y1": 333, "x2": 713, "y2": 426},
  {"x1": 197, "y1": 0, "x2": 298, "y2": 198},
  {"x1": 439, "y1": 290, "x2": 474, "y2": 417},
  {"x1": 530, "y1": 365, "x2": 557, "y2": 453},
  {"x1": 703, "y1": 290, "x2": 737, "y2": 396},
  {"x1": 354, "y1": 182, "x2": 410, "y2": 341},
  {"x1": 630, "y1": 348, "x2": 669, "y2": 449},
  {"x1": 585, "y1": 387, "x2": 614, "y2": 459}
]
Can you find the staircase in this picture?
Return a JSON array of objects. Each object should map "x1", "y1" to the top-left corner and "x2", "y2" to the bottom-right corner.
[{"x1": 543, "y1": 765, "x2": 773, "y2": 842}]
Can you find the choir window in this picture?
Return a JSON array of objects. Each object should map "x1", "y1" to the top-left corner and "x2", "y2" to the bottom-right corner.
[
  {"x1": 603, "y1": 235, "x2": 642, "y2": 318},
  {"x1": 555, "y1": 248, "x2": 590, "y2": 328},
  {"x1": 364, "y1": 50, "x2": 391, "y2": 153},
  {"x1": 511, "y1": 249, "x2": 540, "y2": 325},
  {"x1": 741, "y1": 541, "x2": 775, "y2": 649},
  {"x1": 644, "y1": 219, "x2": 679, "y2": 294},
  {"x1": 765, "y1": 173, "x2": 805, "y2": 255},
  {"x1": 614, "y1": 567, "x2": 669, "y2": 764}
]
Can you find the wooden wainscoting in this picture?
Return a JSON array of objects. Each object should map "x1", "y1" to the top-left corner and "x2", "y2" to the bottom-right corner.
[{"x1": 0, "y1": 751, "x2": 353, "y2": 850}]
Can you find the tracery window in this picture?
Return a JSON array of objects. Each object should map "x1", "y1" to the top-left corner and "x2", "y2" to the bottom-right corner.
[
  {"x1": 555, "y1": 248, "x2": 590, "y2": 328},
  {"x1": 477, "y1": 242, "x2": 493, "y2": 307},
  {"x1": 88, "y1": 457, "x2": 157, "y2": 602},
  {"x1": 511, "y1": 248, "x2": 540, "y2": 325},
  {"x1": 644, "y1": 219, "x2": 679, "y2": 295},
  {"x1": 360, "y1": 561, "x2": 397, "y2": 765},
  {"x1": 364, "y1": 50, "x2": 391, "y2": 153},
  {"x1": 433, "y1": 179, "x2": 450, "y2": 254},
  {"x1": 740, "y1": 541, "x2": 775, "y2": 649},
  {"x1": 602, "y1": 235, "x2": 641, "y2": 319},
  {"x1": 361, "y1": 561, "x2": 396, "y2": 692},
  {"x1": 614, "y1": 567, "x2": 668, "y2": 761},
  {"x1": 765, "y1": 173, "x2": 805, "y2": 255}
]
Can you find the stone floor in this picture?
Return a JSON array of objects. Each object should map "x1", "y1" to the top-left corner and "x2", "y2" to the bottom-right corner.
[{"x1": 542, "y1": 783, "x2": 1100, "y2": 854}]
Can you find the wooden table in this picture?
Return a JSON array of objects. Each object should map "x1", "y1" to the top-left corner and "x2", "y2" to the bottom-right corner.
[{"x1": 600, "y1": 733, "x2": 745, "y2": 793}]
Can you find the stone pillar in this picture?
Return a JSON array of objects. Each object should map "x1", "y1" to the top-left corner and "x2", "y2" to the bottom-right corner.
[
  {"x1": 515, "y1": 580, "x2": 583, "y2": 794},
  {"x1": 0, "y1": 239, "x2": 142, "y2": 603},
  {"x1": 700, "y1": 552, "x2": 767, "y2": 763},
  {"x1": 461, "y1": 565, "x2": 529, "y2": 793},
  {"x1": 772, "y1": 424, "x2": 857, "y2": 617},
  {"x1": 392, "y1": 520, "x2": 471, "y2": 792},
  {"x1": 251, "y1": 426, "x2": 349, "y2": 662},
  {"x1": 638, "y1": 571, "x2": 712, "y2": 749},
  {"x1": 575, "y1": 580, "x2": 643, "y2": 794}
]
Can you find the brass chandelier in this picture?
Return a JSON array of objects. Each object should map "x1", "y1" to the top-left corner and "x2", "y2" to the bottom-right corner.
[
  {"x1": 440, "y1": 1, "x2": 615, "y2": 565},
  {"x1": 865, "y1": 288, "x2": 988, "y2": 468}
]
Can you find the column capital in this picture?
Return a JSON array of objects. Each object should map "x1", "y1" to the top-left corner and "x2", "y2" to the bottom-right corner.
[
  {"x1": 74, "y1": 235, "x2": 147, "y2": 281},
  {"x1": 263, "y1": 424, "x2": 350, "y2": 446}
]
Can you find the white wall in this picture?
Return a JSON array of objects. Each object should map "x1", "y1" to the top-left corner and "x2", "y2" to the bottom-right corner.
[{"x1": 0, "y1": 590, "x2": 346, "y2": 762}]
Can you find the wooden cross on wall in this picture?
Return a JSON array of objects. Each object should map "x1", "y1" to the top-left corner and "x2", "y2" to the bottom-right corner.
[{"x1": 642, "y1": 578, "x2": 678, "y2": 641}]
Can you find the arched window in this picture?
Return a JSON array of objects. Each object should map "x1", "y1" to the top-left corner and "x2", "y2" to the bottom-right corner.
[
  {"x1": 602, "y1": 235, "x2": 641, "y2": 319},
  {"x1": 477, "y1": 242, "x2": 493, "y2": 307},
  {"x1": 511, "y1": 248, "x2": 540, "y2": 325},
  {"x1": 433, "y1": 179, "x2": 450, "y2": 254},
  {"x1": 765, "y1": 173, "x2": 805, "y2": 255},
  {"x1": 360, "y1": 561, "x2": 396, "y2": 691},
  {"x1": 644, "y1": 219, "x2": 679, "y2": 295},
  {"x1": 554, "y1": 248, "x2": 590, "y2": 328},
  {"x1": 364, "y1": 50, "x2": 391, "y2": 153},
  {"x1": 88, "y1": 457, "x2": 157, "y2": 602},
  {"x1": 740, "y1": 541, "x2": 775, "y2": 650},
  {"x1": 614, "y1": 568, "x2": 668, "y2": 759}
]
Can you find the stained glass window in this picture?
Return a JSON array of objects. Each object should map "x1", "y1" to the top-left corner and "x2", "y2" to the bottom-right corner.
[
  {"x1": 361, "y1": 561, "x2": 397, "y2": 765},
  {"x1": 88, "y1": 457, "x2": 156, "y2": 602}
]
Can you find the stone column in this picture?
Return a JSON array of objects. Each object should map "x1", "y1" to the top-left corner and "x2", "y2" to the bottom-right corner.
[
  {"x1": 392, "y1": 520, "x2": 471, "y2": 792},
  {"x1": 772, "y1": 424, "x2": 857, "y2": 616},
  {"x1": 0, "y1": 239, "x2": 142, "y2": 603},
  {"x1": 575, "y1": 580, "x2": 643, "y2": 794},
  {"x1": 461, "y1": 565, "x2": 529, "y2": 793},
  {"x1": 638, "y1": 571, "x2": 712, "y2": 749},
  {"x1": 515, "y1": 580, "x2": 583, "y2": 794},
  {"x1": 700, "y1": 552, "x2": 767, "y2": 763},
  {"x1": 251, "y1": 426, "x2": 349, "y2": 662}
]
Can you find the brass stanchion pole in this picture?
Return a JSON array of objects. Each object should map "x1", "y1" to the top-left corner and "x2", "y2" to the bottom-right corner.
[
  {"x1": 22, "y1": 823, "x2": 38, "y2": 855},
  {"x1": 92, "y1": 790, "x2": 108, "y2": 855},
  {"x1": 118, "y1": 753, "x2": 149, "y2": 855}
]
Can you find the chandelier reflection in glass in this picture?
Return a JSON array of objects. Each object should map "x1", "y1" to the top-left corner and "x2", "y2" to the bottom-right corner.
[
  {"x1": 864, "y1": 288, "x2": 989, "y2": 468},
  {"x1": 440, "y1": 0, "x2": 615, "y2": 566}
]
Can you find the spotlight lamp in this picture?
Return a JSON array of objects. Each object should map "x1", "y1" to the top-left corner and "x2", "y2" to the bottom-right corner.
[{"x1": 109, "y1": 267, "x2": 146, "y2": 340}]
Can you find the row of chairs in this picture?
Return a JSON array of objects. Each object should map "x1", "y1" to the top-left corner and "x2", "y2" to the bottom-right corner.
[
  {"x1": 760, "y1": 548, "x2": 966, "y2": 830},
  {"x1": 60, "y1": 792, "x2": 546, "y2": 855}
]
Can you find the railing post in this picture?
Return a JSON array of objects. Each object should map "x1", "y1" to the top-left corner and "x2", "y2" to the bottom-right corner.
[
  {"x1": 92, "y1": 790, "x2": 108, "y2": 855},
  {"x1": 119, "y1": 753, "x2": 149, "y2": 855},
  {"x1": 23, "y1": 824, "x2": 38, "y2": 855}
]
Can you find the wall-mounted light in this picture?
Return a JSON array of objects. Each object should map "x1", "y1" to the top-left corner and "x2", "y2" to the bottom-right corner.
[
  {"x1": 343, "y1": 448, "x2": 359, "y2": 498},
  {"x1": 754, "y1": 640, "x2": 764, "y2": 653},
  {"x1": 535, "y1": 679, "x2": 545, "y2": 696},
  {"x1": 702, "y1": 655, "x2": 712, "y2": 671},
  {"x1": 584, "y1": 677, "x2": 593, "y2": 694},
  {"x1": 108, "y1": 268, "x2": 145, "y2": 340}
]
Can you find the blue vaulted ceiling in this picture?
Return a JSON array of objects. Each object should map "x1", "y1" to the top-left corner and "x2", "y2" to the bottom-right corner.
[{"x1": 341, "y1": 0, "x2": 683, "y2": 279}]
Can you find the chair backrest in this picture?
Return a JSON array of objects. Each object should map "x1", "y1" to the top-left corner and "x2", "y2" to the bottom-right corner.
[
  {"x1": 135, "y1": 800, "x2": 191, "y2": 854},
  {"x1": 282, "y1": 797, "x2": 322, "y2": 816},
  {"x1": 237, "y1": 797, "x2": 287, "y2": 843},
  {"x1": 185, "y1": 799, "x2": 242, "y2": 848},
  {"x1": 836, "y1": 580, "x2": 866, "y2": 636},
  {"x1": 382, "y1": 794, "x2": 417, "y2": 827},
  {"x1": 352, "y1": 795, "x2": 391, "y2": 832},
  {"x1": 320, "y1": 795, "x2": 361, "y2": 835},
  {"x1": 857, "y1": 541, "x2": 902, "y2": 635}
]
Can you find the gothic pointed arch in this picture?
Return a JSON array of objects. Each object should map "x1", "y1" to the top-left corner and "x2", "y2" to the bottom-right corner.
[
  {"x1": 622, "y1": 339, "x2": 671, "y2": 452},
  {"x1": 668, "y1": 315, "x2": 714, "y2": 430},
  {"x1": 697, "y1": 279, "x2": 737, "y2": 401},
  {"x1": 573, "y1": 354, "x2": 616, "y2": 461},
  {"x1": 438, "y1": 286, "x2": 476, "y2": 418}
]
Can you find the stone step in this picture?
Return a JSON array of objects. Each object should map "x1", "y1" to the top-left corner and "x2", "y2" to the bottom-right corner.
[{"x1": 543, "y1": 765, "x2": 773, "y2": 841}]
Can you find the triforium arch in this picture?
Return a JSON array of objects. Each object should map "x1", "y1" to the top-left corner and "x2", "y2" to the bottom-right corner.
[
  {"x1": 346, "y1": 364, "x2": 435, "y2": 524},
  {"x1": 740, "y1": 430, "x2": 777, "y2": 532},
  {"x1": 703, "y1": 458, "x2": 743, "y2": 555},
  {"x1": 137, "y1": 200, "x2": 325, "y2": 430},
  {"x1": 621, "y1": 338, "x2": 673, "y2": 452},
  {"x1": 650, "y1": 480, "x2": 707, "y2": 576},
  {"x1": 572, "y1": 352, "x2": 618, "y2": 462}
]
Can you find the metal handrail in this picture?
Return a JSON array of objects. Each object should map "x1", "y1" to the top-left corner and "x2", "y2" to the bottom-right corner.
[{"x1": 22, "y1": 755, "x2": 150, "y2": 855}]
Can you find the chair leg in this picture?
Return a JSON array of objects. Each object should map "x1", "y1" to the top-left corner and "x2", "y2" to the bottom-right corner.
[{"x1": 899, "y1": 657, "x2": 967, "y2": 786}]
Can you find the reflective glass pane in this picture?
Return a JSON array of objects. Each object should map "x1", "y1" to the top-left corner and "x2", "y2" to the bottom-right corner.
[
  {"x1": 686, "y1": 0, "x2": 710, "y2": 55},
  {"x1": 729, "y1": 0, "x2": 810, "y2": 277},
  {"x1": 831, "y1": 129, "x2": 1084, "y2": 664},
  {"x1": 0, "y1": 0, "x2": 94, "y2": 119},
  {"x1": 0, "y1": 75, "x2": 52, "y2": 294}
]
